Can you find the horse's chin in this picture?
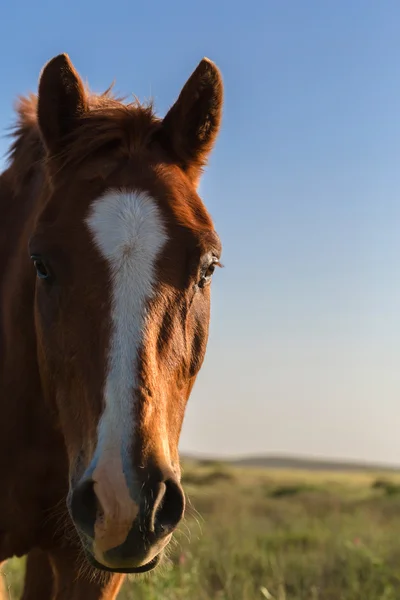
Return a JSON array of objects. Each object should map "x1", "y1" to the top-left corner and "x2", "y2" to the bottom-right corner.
[{"x1": 85, "y1": 551, "x2": 161, "y2": 574}]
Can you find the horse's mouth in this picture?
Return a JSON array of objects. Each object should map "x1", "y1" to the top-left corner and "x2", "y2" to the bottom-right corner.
[{"x1": 86, "y1": 551, "x2": 161, "y2": 574}]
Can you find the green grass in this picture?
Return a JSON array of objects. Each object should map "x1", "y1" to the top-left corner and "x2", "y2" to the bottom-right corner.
[{"x1": 3, "y1": 463, "x2": 400, "y2": 599}]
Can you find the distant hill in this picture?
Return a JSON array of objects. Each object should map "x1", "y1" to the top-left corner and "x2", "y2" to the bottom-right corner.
[{"x1": 181, "y1": 453, "x2": 400, "y2": 473}]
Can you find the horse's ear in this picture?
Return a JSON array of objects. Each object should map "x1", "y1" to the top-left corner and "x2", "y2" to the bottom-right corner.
[
  {"x1": 37, "y1": 53, "x2": 88, "y2": 154},
  {"x1": 159, "y1": 58, "x2": 223, "y2": 184}
]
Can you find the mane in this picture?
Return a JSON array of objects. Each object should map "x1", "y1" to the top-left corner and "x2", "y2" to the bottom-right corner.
[{"x1": 6, "y1": 86, "x2": 159, "y2": 184}]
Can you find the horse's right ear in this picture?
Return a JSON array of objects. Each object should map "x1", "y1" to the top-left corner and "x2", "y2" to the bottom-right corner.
[{"x1": 37, "y1": 53, "x2": 88, "y2": 154}]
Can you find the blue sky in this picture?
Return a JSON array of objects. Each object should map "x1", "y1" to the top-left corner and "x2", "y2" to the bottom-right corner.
[{"x1": 2, "y1": 1, "x2": 400, "y2": 464}]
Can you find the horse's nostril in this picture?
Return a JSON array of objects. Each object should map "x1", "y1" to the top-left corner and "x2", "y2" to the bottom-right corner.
[
  {"x1": 154, "y1": 478, "x2": 185, "y2": 534},
  {"x1": 70, "y1": 479, "x2": 98, "y2": 537},
  {"x1": 71, "y1": 472, "x2": 184, "y2": 545}
]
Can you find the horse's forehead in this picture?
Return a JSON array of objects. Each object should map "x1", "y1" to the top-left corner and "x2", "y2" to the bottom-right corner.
[
  {"x1": 83, "y1": 186, "x2": 219, "y2": 265},
  {"x1": 85, "y1": 190, "x2": 169, "y2": 265},
  {"x1": 37, "y1": 165, "x2": 219, "y2": 263}
]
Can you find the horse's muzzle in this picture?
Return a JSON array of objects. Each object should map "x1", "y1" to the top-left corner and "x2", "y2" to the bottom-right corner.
[{"x1": 68, "y1": 470, "x2": 185, "y2": 572}]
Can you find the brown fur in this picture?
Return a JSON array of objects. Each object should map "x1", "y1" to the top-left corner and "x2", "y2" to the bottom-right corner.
[{"x1": 0, "y1": 54, "x2": 223, "y2": 598}]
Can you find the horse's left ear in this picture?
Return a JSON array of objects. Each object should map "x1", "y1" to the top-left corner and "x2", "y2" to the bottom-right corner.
[
  {"x1": 37, "y1": 53, "x2": 88, "y2": 154},
  {"x1": 158, "y1": 58, "x2": 223, "y2": 185}
]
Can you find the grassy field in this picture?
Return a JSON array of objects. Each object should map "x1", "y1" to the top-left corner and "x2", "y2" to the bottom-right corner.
[{"x1": 3, "y1": 460, "x2": 400, "y2": 599}]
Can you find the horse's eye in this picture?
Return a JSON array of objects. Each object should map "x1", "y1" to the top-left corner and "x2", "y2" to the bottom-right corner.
[
  {"x1": 198, "y1": 259, "x2": 220, "y2": 288},
  {"x1": 31, "y1": 255, "x2": 50, "y2": 280},
  {"x1": 205, "y1": 263, "x2": 216, "y2": 278}
]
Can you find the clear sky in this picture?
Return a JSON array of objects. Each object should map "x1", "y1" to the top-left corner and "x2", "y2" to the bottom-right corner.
[{"x1": 1, "y1": 1, "x2": 400, "y2": 465}]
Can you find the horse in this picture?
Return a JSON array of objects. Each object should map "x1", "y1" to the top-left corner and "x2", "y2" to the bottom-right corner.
[{"x1": 0, "y1": 53, "x2": 223, "y2": 599}]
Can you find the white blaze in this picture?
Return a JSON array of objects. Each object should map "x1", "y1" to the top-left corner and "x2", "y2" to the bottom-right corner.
[{"x1": 86, "y1": 190, "x2": 168, "y2": 465}]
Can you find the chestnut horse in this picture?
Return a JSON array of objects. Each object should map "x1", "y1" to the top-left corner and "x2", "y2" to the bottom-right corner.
[{"x1": 0, "y1": 54, "x2": 223, "y2": 599}]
